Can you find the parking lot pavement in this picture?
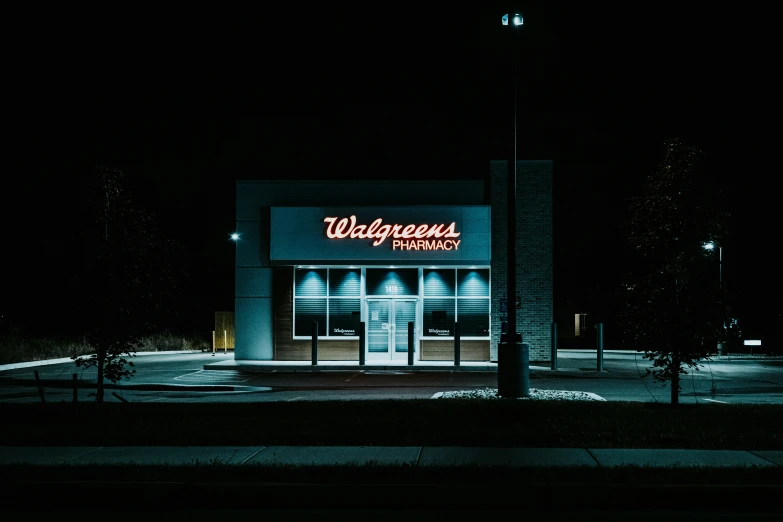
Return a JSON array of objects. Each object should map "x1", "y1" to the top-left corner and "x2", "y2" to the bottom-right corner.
[{"x1": 1, "y1": 351, "x2": 781, "y2": 404}]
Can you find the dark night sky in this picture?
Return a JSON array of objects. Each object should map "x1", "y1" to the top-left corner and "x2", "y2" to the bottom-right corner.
[{"x1": 5, "y1": 3, "x2": 780, "y2": 343}]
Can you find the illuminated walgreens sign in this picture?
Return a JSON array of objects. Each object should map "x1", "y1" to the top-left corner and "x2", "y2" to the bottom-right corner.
[{"x1": 324, "y1": 216, "x2": 461, "y2": 251}]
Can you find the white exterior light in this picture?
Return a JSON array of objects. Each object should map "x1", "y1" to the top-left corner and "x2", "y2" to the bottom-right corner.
[
  {"x1": 703, "y1": 241, "x2": 715, "y2": 250},
  {"x1": 230, "y1": 233, "x2": 240, "y2": 241},
  {"x1": 744, "y1": 340, "x2": 761, "y2": 346},
  {"x1": 502, "y1": 13, "x2": 523, "y2": 26}
]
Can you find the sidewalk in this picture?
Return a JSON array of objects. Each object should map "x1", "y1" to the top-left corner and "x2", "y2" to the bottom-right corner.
[{"x1": 1, "y1": 445, "x2": 780, "y2": 468}]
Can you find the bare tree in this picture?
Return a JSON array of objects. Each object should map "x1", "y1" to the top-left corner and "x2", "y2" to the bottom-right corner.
[
  {"x1": 73, "y1": 166, "x2": 182, "y2": 402},
  {"x1": 620, "y1": 138, "x2": 733, "y2": 404}
]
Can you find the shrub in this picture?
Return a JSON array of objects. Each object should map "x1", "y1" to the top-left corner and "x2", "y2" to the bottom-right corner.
[
  {"x1": 0, "y1": 335, "x2": 94, "y2": 365},
  {"x1": 130, "y1": 331, "x2": 209, "y2": 352},
  {"x1": 0, "y1": 331, "x2": 208, "y2": 365}
]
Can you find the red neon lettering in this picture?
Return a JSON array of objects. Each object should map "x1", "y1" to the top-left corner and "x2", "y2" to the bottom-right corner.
[
  {"x1": 374, "y1": 224, "x2": 392, "y2": 246},
  {"x1": 401, "y1": 224, "x2": 416, "y2": 237},
  {"x1": 350, "y1": 225, "x2": 367, "y2": 238},
  {"x1": 324, "y1": 217, "x2": 461, "y2": 247},
  {"x1": 391, "y1": 239, "x2": 461, "y2": 251},
  {"x1": 367, "y1": 218, "x2": 382, "y2": 236}
]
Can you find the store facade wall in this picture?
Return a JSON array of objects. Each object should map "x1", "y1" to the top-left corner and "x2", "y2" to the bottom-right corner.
[
  {"x1": 235, "y1": 161, "x2": 552, "y2": 363},
  {"x1": 235, "y1": 180, "x2": 487, "y2": 361}
]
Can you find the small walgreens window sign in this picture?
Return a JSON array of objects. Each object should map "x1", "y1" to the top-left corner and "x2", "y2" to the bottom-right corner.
[{"x1": 324, "y1": 215, "x2": 461, "y2": 251}]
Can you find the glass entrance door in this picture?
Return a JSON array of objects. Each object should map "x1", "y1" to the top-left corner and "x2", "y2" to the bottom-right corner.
[
  {"x1": 367, "y1": 299, "x2": 390, "y2": 358},
  {"x1": 392, "y1": 300, "x2": 416, "y2": 360},
  {"x1": 366, "y1": 299, "x2": 417, "y2": 361}
]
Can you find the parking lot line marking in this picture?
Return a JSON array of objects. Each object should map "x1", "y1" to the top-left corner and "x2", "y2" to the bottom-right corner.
[
  {"x1": 345, "y1": 371, "x2": 364, "y2": 382},
  {"x1": 703, "y1": 398, "x2": 728, "y2": 404},
  {"x1": 288, "y1": 396, "x2": 304, "y2": 401}
]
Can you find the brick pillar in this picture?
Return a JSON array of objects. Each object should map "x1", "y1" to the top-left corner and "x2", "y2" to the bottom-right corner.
[{"x1": 490, "y1": 160, "x2": 553, "y2": 362}]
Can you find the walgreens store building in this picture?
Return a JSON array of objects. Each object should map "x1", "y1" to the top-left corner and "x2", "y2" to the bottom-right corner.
[{"x1": 234, "y1": 161, "x2": 553, "y2": 363}]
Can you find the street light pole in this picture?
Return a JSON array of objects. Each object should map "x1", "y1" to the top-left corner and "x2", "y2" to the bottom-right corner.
[
  {"x1": 506, "y1": 14, "x2": 518, "y2": 359},
  {"x1": 498, "y1": 11, "x2": 527, "y2": 398},
  {"x1": 704, "y1": 241, "x2": 725, "y2": 355}
]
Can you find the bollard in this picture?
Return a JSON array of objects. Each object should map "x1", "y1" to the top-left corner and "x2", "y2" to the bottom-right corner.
[
  {"x1": 34, "y1": 370, "x2": 45, "y2": 404},
  {"x1": 454, "y1": 322, "x2": 460, "y2": 366},
  {"x1": 408, "y1": 321, "x2": 414, "y2": 365},
  {"x1": 596, "y1": 323, "x2": 604, "y2": 372},
  {"x1": 212, "y1": 330, "x2": 216, "y2": 356},
  {"x1": 551, "y1": 322, "x2": 558, "y2": 371},
  {"x1": 224, "y1": 330, "x2": 227, "y2": 354},
  {"x1": 73, "y1": 373, "x2": 78, "y2": 403},
  {"x1": 311, "y1": 321, "x2": 318, "y2": 365},
  {"x1": 359, "y1": 321, "x2": 366, "y2": 365}
]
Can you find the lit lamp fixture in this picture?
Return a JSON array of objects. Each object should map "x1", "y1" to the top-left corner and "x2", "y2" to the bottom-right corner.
[
  {"x1": 501, "y1": 13, "x2": 523, "y2": 26},
  {"x1": 230, "y1": 233, "x2": 240, "y2": 241},
  {"x1": 702, "y1": 241, "x2": 722, "y2": 284}
]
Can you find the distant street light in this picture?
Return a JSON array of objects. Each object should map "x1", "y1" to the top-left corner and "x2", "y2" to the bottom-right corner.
[
  {"x1": 702, "y1": 241, "x2": 722, "y2": 284},
  {"x1": 703, "y1": 241, "x2": 725, "y2": 354},
  {"x1": 230, "y1": 233, "x2": 240, "y2": 241}
]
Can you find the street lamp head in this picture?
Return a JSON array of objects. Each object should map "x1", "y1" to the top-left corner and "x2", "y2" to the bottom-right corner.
[
  {"x1": 703, "y1": 241, "x2": 715, "y2": 251},
  {"x1": 230, "y1": 233, "x2": 240, "y2": 241},
  {"x1": 502, "y1": 13, "x2": 523, "y2": 26}
]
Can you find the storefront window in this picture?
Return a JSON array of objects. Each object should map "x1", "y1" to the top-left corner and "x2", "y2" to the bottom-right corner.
[
  {"x1": 422, "y1": 268, "x2": 490, "y2": 338},
  {"x1": 457, "y1": 298, "x2": 490, "y2": 336},
  {"x1": 423, "y1": 298, "x2": 455, "y2": 336},
  {"x1": 294, "y1": 267, "x2": 490, "y2": 339},
  {"x1": 294, "y1": 268, "x2": 360, "y2": 337},
  {"x1": 457, "y1": 269, "x2": 490, "y2": 336},
  {"x1": 457, "y1": 269, "x2": 490, "y2": 297},
  {"x1": 328, "y1": 298, "x2": 361, "y2": 336},
  {"x1": 329, "y1": 269, "x2": 361, "y2": 297}
]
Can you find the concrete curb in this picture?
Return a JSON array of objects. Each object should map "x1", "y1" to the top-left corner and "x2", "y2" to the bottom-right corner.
[
  {"x1": 0, "y1": 446, "x2": 779, "y2": 469},
  {"x1": 0, "y1": 350, "x2": 207, "y2": 372},
  {"x1": 204, "y1": 364, "x2": 503, "y2": 372},
  {"x1": 0, "y1": 376, "x2": 271, "y2": 393},
  {"x1": 203, "y1": 361, "x2": 554, "y2": 373}
]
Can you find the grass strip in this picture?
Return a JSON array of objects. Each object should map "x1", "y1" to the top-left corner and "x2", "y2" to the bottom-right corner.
[{"x1": 1, "y1": 400, "x2": 781, "y2": 449}]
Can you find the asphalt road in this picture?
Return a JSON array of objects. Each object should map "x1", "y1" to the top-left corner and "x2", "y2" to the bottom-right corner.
[{"x1": 1, "y1": 351, "x2": 782, "y2": 404}]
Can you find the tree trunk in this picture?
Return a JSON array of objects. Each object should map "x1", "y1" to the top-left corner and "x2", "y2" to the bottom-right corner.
[
  {"x1": 96, "y1": 344, "x2": 105, "y2": 403},
  {"x1": 671, "y1": 352, "x2": 679, "y2": 405}
]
